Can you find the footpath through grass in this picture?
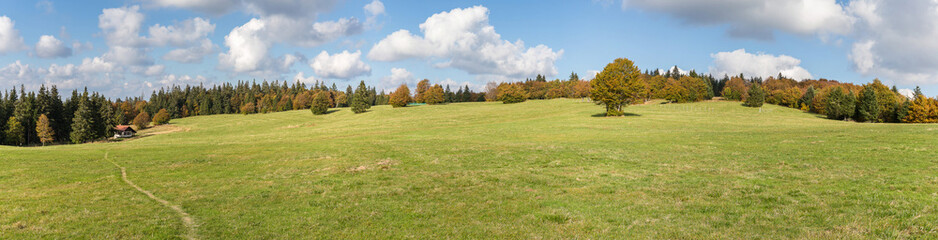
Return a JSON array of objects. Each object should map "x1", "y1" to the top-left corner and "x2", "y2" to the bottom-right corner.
[{"x1": 2, "y1": 99, "x2": 937, "y2": 239}]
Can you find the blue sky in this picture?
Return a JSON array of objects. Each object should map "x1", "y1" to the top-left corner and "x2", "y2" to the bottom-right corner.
[{"x1": 0, "y1": 0, "x2": 935, "y2": 98}]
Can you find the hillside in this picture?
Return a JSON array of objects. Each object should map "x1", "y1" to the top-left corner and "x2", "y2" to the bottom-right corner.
[{"x1": 2, "y1": 99, "x2": 937, "y2": 239}]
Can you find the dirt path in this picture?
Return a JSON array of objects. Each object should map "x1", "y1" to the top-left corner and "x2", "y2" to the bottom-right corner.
[{"x1": 105, "y1": 152, "x2": 198, "y2": 240}]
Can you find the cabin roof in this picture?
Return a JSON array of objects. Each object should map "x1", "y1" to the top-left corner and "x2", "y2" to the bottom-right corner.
[{"x1": 114, "y1": 125, "x2": 137, "y2": 132}]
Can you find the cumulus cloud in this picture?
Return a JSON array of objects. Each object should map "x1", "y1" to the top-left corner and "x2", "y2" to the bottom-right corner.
[
  {"x1": 845, "y1": 0, "x2": 938, "y2": 85},
  {"x1": 292, "y1": 71, "x2": 319, "y2": 84},
  {"x1": 0, "y1": 16, "x2": 27, "y2": 54},
  {"x1": 379, "y1": 67, "x2": 415, "y2": 91},
  {"x1": 34, "y1": 35, "x2": 73, "y2": 58},
  {"x1": 368, "y1": 6, "x2": 563, "y2": 79},
  {"x1": 620, "y1": 0, "x2": 854, "y2": 40},
  {"x1": 364, "y1": 0, "x2": 385, "y2": 27},
  {"x1": 709, "y1": 49, "x2": 813, "y2": 80},
  {"x1": 217, "y1": 2, "x2": 364, "y2": 76},
  {"x1": 163, "y1": 39, "x2": 215, "y2": 63},
  {"x1": 148, "y1": 17, "x2": 215, "y2": 47},
  {"x1": 309, "y1": 50, "x2": 371, "y2": 79}
]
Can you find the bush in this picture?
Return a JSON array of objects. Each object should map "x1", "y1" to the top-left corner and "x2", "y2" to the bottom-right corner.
[
  {"x1": 389, "y1": 84, "x2": 412, "y2": 108},
  {"x1": 133, "y1": 112, "x2": 150, "y2": 130},
  {"x1": 497, "y1": 83, "x2": 528, "y2": 104},
  {"x1": 152, "y1": 109, "x2": 171, "y2": 125},
  {"x1": 311, "y1": 91, "x2": 331, "y2": 115},
  {"x1": 744, "y1": 83, "x2": 765, "y2": 107}
]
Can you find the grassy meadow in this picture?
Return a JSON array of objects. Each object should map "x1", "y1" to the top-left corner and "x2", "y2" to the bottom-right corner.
[{"x1": 1, "y1": 99, "x2": 937, "y2": 239}]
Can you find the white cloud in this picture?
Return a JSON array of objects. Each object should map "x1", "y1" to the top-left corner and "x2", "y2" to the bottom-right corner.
[
  {"x1": 78, "y1": 57, "x2": 117, "y2": 73},
  {"x1": 584, "y1": 70, "x2": 600, "y2": 80},
  {"x1": 218, "y1": 15, "x2": 362, "y2": 75},
  {"x1": 368, "y1": 6, "x2": 563, "y2": 79},
  {"x1": 99, "y1": 6, "x2": 147, "y2": 48},
  {"x1": 148, "y1": 17, "x2": 215, "y2": 47},
  {"x1": 620, "y1": 0, "x2": 854, "y2": 40},
  {"x1": 0, "y1": 16, "x2": 27, "y2": 54},
  {"x1": 364, "y1": 0, "x2": 385, "y2": 16},
  {"x1": 163, "y1": 38, "x2": 215, "y2": 63},
  {"x1": 898, "y1": 88, "x2": 915, "y2": 99},
  {"x1": 379, "y1": 67, "x2": 415, "y2": 91},
  {"x1": 292, "y1": 71, "x2": 318, "y2": 84},
  {"x1": 364, "y1": 0, "x2": 385, "y2": 27},
  {"x1": 156, "y1": 74, "x2": 208, "y2": 86},
  {"x1": 844, "y1": 0, "x2": 938, "y2": 85},
  {"x1": 709, "y1": 49, "x2": 813, "y2": 80},
  {"x1": 309, "y1": 50, "x2": 371, "y2": 79},
  {"x1": 34, "y1": 35, "x2": 73, "y2": 58}
]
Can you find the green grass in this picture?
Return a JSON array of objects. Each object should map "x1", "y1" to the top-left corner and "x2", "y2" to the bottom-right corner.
[{"x1": 2, "y1": 99, "x2": 937, "y2": 239}]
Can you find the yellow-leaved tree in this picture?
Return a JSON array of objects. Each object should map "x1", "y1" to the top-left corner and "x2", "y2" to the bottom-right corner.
[{"x1": 589, "y1": 58, "x2": 645, "y2": 116}]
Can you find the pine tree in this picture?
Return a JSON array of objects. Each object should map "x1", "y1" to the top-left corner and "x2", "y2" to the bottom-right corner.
[
  {"x1": 70, "y1": 97, "x2": 95, "y2": 144},
  {"x1": 856, "y1": 85, "x2": 880, "y2": 122},
  {"x1": 799, "y1": 86, "x2": 816, "y2": 111},
  {"x1": 36, "y1": 114, "x2": 55, "y2": 146},
  {"x1": 351, "y1": 82, "x2": 370, "y2": 113},
  {"x1": 5, "y1": 117, "x2": 24, "y2": 145}
]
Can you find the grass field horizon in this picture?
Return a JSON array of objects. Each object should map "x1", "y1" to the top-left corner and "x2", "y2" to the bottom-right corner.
[{"x1": 3, "y1": 99, "x2": 937, "y2": 239}]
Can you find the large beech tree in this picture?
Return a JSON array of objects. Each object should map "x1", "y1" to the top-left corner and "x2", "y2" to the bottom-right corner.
[{"x1": 590, "y1": 58, "x2": 645, "y2": 116}]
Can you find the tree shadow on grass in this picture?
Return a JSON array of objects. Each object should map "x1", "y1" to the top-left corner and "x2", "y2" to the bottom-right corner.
[
  {"x1": 591, "y1": 112, "x2": 642, "y2": 117},
  {"x1": 325, "y1": 109, "x2": 340, "y2": 114}
]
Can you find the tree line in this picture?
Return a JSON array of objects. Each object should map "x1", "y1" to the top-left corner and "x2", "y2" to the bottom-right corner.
[
  {"x1": 589, "y1": 57, "x2": 938, "y2": 123},
  {"x1": 1, "y1": 80, "x2": 488, "y2": 146}
]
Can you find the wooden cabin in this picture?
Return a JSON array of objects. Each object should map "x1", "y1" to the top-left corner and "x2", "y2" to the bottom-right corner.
[{"x1": 113, "y1": 125, "x2": 137, "y2": 138}]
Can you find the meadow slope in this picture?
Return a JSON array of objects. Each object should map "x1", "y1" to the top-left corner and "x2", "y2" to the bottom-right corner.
[{"x1": 2, "y1": 99, "x2": 937, "y2": 239}]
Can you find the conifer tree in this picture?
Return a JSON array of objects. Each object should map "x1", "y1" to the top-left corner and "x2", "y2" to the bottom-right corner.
[
  {"x1": 5, "y1": 117, "x2": 24, "y2": 145},
  {"x1": 799, "y1": 86, "x2": 816, "y2": 111},
  {"x1": 70, "y1": 97, "x2": 95, "y2": 144},
  {"x1": 745, "y1": 83, "x2": 765, "y2": 107},
  {"x1": 36, "y1": 114, "x2": 55, "y2": 146},
  {"x1": 856, "y1": 85, "x2": 880, "y2": 122}
]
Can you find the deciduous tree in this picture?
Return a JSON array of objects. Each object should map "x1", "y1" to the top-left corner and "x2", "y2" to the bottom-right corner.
[
  {"x1": 389, "y1": 84, "x2": 412, "y2": 108},
  {"x1": 5, "y1": 117, "x2": 24, "y2": 145},
  {"x1": 152, "y1": 109, "x2": 171, "y2": 125},
  {"x1": 589, "y1": 58, "x2": 644, "y2": 116},
  {"x1": 36, "y1": 114, "x2": 55, "y2": 145}
]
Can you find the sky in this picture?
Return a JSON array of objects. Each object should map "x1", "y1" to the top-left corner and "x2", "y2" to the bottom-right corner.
[{"x1": 0, "y1": 0, "x2": 936, "y2": 98}]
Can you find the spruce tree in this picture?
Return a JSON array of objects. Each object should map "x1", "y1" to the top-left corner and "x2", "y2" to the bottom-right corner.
[
  {"x1": 351, "y1": 82, "x2": 370, "y2": 113},
  {"x1": 745, "y1": 83, "x2": 765, "y2": 107},
  {"x1": 856, "y1": 85, "x2": 881, "y2": 122},
  {"x1": 800, "y1": 87, "x2": 816, "y2": 111},
  {"x1": 70, "y1": 97, "x2": 95, "y2": 144}
]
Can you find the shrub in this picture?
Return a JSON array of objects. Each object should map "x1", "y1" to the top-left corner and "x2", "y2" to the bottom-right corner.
[
  {"x1": 133, "y1": 112, "x2": 150, "y2": 130},
  {"x1": 311, "y1": 91, "x2": 331, "y2": 115},
  {"x1": 152, "y1": 109, "x2": 171, "y2": 125}
]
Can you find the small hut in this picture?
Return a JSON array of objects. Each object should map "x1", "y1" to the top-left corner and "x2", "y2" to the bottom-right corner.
[{"x1": 113, "y1": 125, "x2": 137, "y2": 138}]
